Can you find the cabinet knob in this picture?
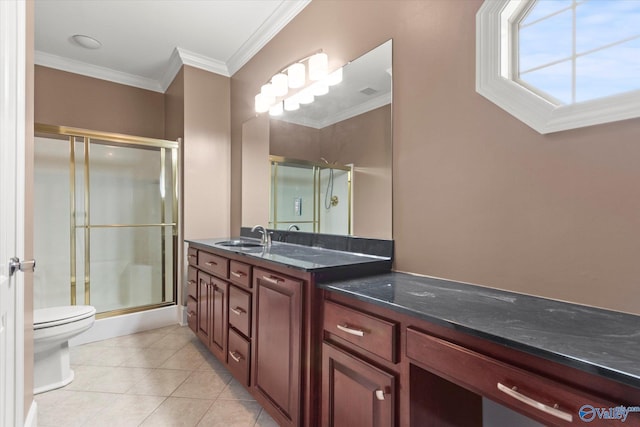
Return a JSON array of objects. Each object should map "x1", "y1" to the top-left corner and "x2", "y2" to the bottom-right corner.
[{"x1": 375, "y1": 389, "x2": 385, "y2": 401}]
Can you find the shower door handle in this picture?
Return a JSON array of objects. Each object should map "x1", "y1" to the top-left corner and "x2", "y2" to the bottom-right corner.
[{"x1": 8, "y1": 257, "x2": 36, "y2": 277}]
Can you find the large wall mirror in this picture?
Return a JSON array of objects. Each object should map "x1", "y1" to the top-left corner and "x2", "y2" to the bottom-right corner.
[{"x1": 242, "y1": 40, "x2": 392, "y2": 239}]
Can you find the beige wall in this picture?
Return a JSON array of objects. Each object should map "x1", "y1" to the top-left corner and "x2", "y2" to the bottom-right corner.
[
  {"x1": 270, "y1": 119, "x2": 322, "y2": 160},
  {"x1": 319, "y1": 105, "x2": 392, "y2": 239},
  {"x1": 231, "y1": 0, "x2": 640, "y2": 315},
  {"x1": 183, "y1": 66, "x2": 231, "y2": 239},
  {"x1": 34, "y1": 66, "x2": 165, "y2": 138},
  {"x1": 242, "y1": 116, "x2": 271, "y2": 227}
]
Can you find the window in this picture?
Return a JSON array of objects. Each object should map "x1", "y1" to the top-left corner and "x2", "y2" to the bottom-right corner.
[{"x1": 477, "y1": 0, "x2": 640, "y2": 134}]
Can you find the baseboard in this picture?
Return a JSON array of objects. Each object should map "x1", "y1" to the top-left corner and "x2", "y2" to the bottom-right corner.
[
  {"x1": 178, "y1": 304, "x2": 188, "y2": 326},
  {"x1": 69, "y1": 305, "x2": 181, "y2": 346}
]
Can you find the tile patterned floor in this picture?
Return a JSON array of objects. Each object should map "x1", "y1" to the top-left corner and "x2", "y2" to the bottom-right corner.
[{"x1": 35, "y1": 325, "x2": 279, "y2": 427}]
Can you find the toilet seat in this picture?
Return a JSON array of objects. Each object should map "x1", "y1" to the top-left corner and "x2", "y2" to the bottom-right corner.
[{"x1": 34, "y1": 305, "x2": 96, "y2": 329}]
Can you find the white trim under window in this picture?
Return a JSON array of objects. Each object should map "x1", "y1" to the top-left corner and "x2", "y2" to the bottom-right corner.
[{"x1": 476, "y1": 0, "x2": 640, "y2": 134}]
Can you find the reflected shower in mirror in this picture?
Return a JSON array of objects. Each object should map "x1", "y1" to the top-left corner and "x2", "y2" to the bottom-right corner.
[{"x1": 242, "y1": 40, "x2": 392, "y2": 240}]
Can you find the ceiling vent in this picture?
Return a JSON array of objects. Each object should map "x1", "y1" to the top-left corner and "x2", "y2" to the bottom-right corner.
[{"x1": 359, "y1": 87, "x2": 378, "y2": 96}]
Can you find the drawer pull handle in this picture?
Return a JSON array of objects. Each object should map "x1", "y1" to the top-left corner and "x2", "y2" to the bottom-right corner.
[
  {"x1": 186, "y1": 311, "x2": 195, "y2": 318},
  {"x1": 230, "y1": 306, "x2": 246, "y2": 316},
  {"x1": 188, "y1": 254, "x2": 196, "y2": 258},
  {"x1": 497, "y1": 383, "x2": 572, "y2": 422},
  {"x1": 375, "y1": 389, "x2": 385, "y2": 401},
  {"x1": 187, "y1": 280, "x2": 195, "y2": 285},
  {"x1": 262, "y1": 275, "x2": 281, "y2": 285},
  {"x1": 231, "y1": 271, "x2": 245, "y2": 278},
  {"x1": 205, "y1": 261, "x2": 217, "y2": 266},
  {"x1": 229, "y1": 351, "x2": 243, "y2": 363},
  {"x1": 337, "y1": 324, "x2": 365, "y2": 337}
]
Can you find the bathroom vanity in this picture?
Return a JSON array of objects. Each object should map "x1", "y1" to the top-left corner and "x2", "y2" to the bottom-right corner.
[
  {"x1": 185, "y1": 235, "x2": 391, "y2": 427},
  {"x1": 186, "y1": 236, "x2": 640, "y2": 427}
]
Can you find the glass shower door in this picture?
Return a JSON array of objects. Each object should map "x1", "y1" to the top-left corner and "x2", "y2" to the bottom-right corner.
[
  {"x1": 76, "y1": 140, "x2": 177, "y2": 313},
  {"x1": 34, "y1": 124, "x2": 179, "y2": 317}
]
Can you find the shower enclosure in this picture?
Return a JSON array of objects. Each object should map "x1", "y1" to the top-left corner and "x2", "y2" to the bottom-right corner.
[
  {"x1": 270, "y1": 156, "x2": 351, "y2": 234},
  {"x1": 34, "y1": 124, "x2": 179, "y2": 318}
]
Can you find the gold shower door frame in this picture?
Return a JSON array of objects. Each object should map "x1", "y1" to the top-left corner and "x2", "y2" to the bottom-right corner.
[
  {"x1": 269, "y1": 156, "x2": 352, "y2": 233},
  {"x1": 35, "y1": 124, "x2": 180, "y2": 319}
]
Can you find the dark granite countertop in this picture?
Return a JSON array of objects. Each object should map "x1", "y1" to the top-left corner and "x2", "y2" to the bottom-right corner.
[
  {"x1": 318, "y1": 272, "x2": 640, "y2": 389},
  {"x1": 186, "y1": 237, "x2": 392, "y2": 274}
]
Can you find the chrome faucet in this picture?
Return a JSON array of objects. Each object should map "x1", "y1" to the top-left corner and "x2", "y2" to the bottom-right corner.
[
  {"x1": 251, "y1": 225, "x2": 272, "y2": 246},
  {"x1": 288, "y1": 224, "x2": 300, "y2": 231}
]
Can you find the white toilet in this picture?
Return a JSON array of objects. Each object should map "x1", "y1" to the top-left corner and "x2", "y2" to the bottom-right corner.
[{"x1": 33, "y1": 305, "x2": 96, "y2": 394}]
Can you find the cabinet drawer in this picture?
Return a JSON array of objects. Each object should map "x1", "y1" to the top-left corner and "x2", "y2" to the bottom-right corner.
[
  {"x1": 187, "y1": 266, "x2": 197, "y2": 299},
  {"x1": 406, "y1": 328, "x2": 628, "y2": 426},
  {"x1": 186, "y1": 296, "x2": 197, "y2": 333},
  {"x1": 228, "y1": 328, "x2": 250, "y2": 386},
  {"x1": 197, "y1": 251, "x2": 229, "y2": 278},
  {"x1": 187, "y1": 247, "x2": 198, "y2": 266},
  {"x1": 229, "y1": 260, "x2": 251, "y2": 288},
  {"x1": 229, "y1": 285, "x2": 251, "y2": 337},
  {"x1": 324, "y1": 301, "x2": 398, "y2": 363}
]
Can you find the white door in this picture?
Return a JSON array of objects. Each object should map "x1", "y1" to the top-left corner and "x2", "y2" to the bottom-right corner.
[{"x1": 0, "y1": 1, "x2": 27, "y2": 426}]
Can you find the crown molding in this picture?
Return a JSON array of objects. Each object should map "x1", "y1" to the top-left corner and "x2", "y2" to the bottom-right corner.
[
  {"x1": 178, "y1": 47, "x2": 230, "y2": 76},
  {"x1": 35, "y1": 50, "x2": 164, "y2": 92},
  {"x1": 275, "y1": 92, "x2": 392, "y2": 129},
  {"x1": 226, "y1": 0, "x2": 311, "y2": 76}
]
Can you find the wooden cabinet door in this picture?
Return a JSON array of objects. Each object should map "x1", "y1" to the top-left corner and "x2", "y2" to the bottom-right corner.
[
  {"x1": 322, "y1": 342, "x2": 395, "y2": 427},
  {"x1": 197, "y1": 272, "x2": 211, "y2": 344},
  {"x1": 209, "y1": 278, "x2": 228, "y2": 361},
  {"x1": 253, "y1": 268, "x2": 302, "y2": 427}
]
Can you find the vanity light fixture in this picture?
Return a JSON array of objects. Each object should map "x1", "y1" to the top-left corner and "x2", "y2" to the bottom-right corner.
[{"x1": 254, "y1": 50, "x2": 339, "y2": 113}]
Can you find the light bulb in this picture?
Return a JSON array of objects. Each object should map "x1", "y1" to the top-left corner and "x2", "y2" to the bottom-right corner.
[
  {"x1": 287, "y1": 63, "x2": 305, "y2": 88},
  {"x1": 311, "y1": 81, "x2": 329, "y2": 96},
  {"x1": 260, "y1": 83, "x2": 275, "y2": 105},
  {"x1": 271, "y1": 73, "x2": 288, "y2": 97},
  {"x1": 298, "y1": 88, "x2": 314, "y2": 104},
  {"x1": 309, "y1": 52, "x2": 328, "y2": 81},
  {"x1": 327, "y1": 67, "x2": 343, "y2": 86},
  {"x1": 284, "y1": 97, "x2": 300, "y2": 111},
  {"x1": 255, "y1": 93, "x2": 270, "y2": 113},
  {"x1": 269, "y1": 102, "x2": 284, "y2": 116}
]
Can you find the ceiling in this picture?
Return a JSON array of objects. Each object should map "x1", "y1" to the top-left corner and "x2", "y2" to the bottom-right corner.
[{"x1": 34, "y1": 0, "x2": 311, "y2": 93}]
